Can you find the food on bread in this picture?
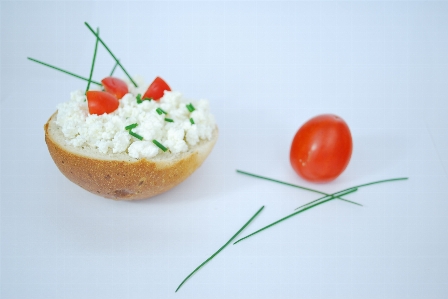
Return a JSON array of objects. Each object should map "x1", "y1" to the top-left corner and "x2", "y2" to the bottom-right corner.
[{"x1": 45, "y1": 76, "x2": 218, "y2": 200}]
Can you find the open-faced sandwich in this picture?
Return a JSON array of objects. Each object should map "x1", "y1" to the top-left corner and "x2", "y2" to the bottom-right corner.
[{"x1": 44, "y1": 76, "x2": 218, "y2": 200}]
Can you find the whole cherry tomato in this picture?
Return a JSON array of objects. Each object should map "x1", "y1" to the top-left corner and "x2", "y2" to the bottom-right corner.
[
  {"x1": 143, "y1": 76, "x2": 171, "y2": 101},
  {"x1": 101, "y1": 77, "x2": 128, "y2": 99},
  {"x1": 290, "y1": 114, "x2": 353, "y2": 183},
  {"x1": 86, "y1": 91, "x2": 119, "y2": 115}
]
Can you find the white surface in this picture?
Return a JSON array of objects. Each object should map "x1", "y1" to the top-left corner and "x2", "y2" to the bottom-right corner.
[{"x1": 1, "y1": 1, "x2": 448, "y2": 298}]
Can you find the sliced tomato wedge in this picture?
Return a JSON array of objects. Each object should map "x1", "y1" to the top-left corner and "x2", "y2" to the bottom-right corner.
[
  {"x1": 143, "y1": 76, "x2": 171, "y2": 101},
  {"x1": 101, "y1": 77, "x2": 129, "y2": 99},
  {"x1": 86, "y1": 91, "x2": 119, "y2": 115}
]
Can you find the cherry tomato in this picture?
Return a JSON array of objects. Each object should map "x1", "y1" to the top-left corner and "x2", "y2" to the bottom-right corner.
[
  {"x1": 143, "y1": 76, "x2": 171, "y2": 101},
  {"x1": 101, "y1": 77, "x2": 128, "y2": 99},
  {"x1": 290, "y1": 114, "x2": 353, "y2": 183},
  {"x1": 86, "y1": 91, "x2": 119, "y2": 115}
]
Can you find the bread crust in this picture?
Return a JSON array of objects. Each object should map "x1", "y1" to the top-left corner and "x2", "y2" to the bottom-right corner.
[{"x1": 44, "y1": 113, "x2": 218, "y2": 200}]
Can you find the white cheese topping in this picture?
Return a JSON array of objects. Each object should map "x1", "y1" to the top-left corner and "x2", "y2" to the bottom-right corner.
[{"x1": 55, "y1": 77, "x2": 216, "y2": 159}]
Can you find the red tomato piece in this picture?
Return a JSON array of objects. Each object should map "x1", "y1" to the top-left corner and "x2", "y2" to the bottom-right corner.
[
  {"x1": 86, "y1": 91, "x2": 119, "y2": 115},
  {"x1": 290, "y1": 114, "x2": 353, "y2": 183},
  {"x1": 143, "y1": 76, "x2": 171, "y2": 101},
  {"x1": 101, "y1": 77, "x2": 129, "y2": 99}
]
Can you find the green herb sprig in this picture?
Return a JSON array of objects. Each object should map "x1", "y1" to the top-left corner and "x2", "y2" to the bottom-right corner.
[
  {"x1": 125, "y1": 123, "x2": 142, "y2": 139},
  {"x1": 85, "y1": 28, "x2": 100, "y2": 93},
  {"x1": 109, "y1": 60, "x2": 119, "y2": 76},
  {"x1": 136, "y1": 94, "x2": 143, "y2": 104},
  {"x1": 233, "y1": 170, "x2": 409, "y2": 244},
  {"x1": 129, "y1": 131, "x2": 143, "y2": 140},
  {"x1": 84, "y1": 22, "x2": 138, "y2": 87},
  {"x1": 135, "y1": 94, "x2": 152, "y2": 104},
  {"x1": 27, "y1": 57, "x2": 102, "y2": 86},
  {"x1": 175, "y1": 206, "x2": 265, "y2": 292},
  {"x1": 233, "y1": 189, "x2": 357, "y2": 245},
  {"x1": 186, "y1": 103, "x2": 195, "y2": 112},
  {"x1": 190, "y1": 118, "x2": 195, "y2": 125},
  {"x1": 152, "y1": 140, "x2": 168, "y2": 152},
  {"x1": 293, "y1": 177, "x2": 409, "y2": 211},
  {"x1": 236, "y1": 170, "x2": 362, "y2": 207},
  {"x1": 164, "y1": 118, "x2": 174, "y2": 123},
  {"x1": 125, "y1": 123, "x2": 138, "y2": 130},
  {"x1": 156, "y1": 108, "x2": 167, "y2": 115}
]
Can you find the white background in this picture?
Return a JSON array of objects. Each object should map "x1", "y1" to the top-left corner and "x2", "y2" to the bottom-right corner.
[{"x1": 1, "y1": 1, "x2": 448, "y2": 298}]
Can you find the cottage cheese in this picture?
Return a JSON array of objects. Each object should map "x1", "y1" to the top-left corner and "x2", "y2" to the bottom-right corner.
[{"x1": 56, "y1": 77, "x2": 216, "y2": 159}]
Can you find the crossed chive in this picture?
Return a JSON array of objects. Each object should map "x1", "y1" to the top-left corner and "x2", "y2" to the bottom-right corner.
[
  {"x1": 125, "y1": 123, "x2": 143, "y2": 140},
  {"x1": 176, "y1": 171, "x2": 408, "y2": 292}
]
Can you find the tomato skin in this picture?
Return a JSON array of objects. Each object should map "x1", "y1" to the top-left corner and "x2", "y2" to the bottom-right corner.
[
  {"x1": 86, "y1": 91, "x2": 119, "y2": 115},
  {"x1": 101, "y1": 77, "x2": 128, "y2": 99},
  {"x1": 290, "y1": 114, "x2": 353, "y2": 183},
  {"x1": 143, "y1": 76, "x2": 171, "y2": 101}
]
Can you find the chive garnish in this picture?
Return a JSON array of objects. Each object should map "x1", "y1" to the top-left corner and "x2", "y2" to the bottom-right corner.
[
  {"x1": 156, "y1": 108, "x2": 167, "y2": 115},
  {"x1": 232, "y1": 171, "x2": 408, "y2": 244},
  {"x1": 136, "y1": 94, "x2": 142, "y2": 104},
  {"x1": 152, "y1": 140, "x2": 168, "y2": 152},
  {"x1": 109, "y1": 60, "x2": 119, "y2": 76},
  {"x1": 164, "y1": 118, "x2": 174, "y2": 122},
  {"x1": 129, "y1": 131, "x2": 143, "y2": 140},
  {"x1": 186, "y1": 103, "x2": 195, "y2": 112},
  {"x1": 233, "y1": 190, "x2": 357, "y2": 245},
  {"x1": 125, "y1": 123, "x2": 138, "y2": 130},
  {"x1": 294, "y1": 177, "x2": 409, "y2": 211},
  {"x1": 175, "y1": 206, "x2": 264, "y2": 292},
  {"x1": 236, "y1": 170, "x2": 362, "y2": 207},
  {"x1": 85, "y1": 28, "x2": 100, "y2": 93},
  {"x1": 137, "y1": 95, "x2": 151, "y2": 104},
  {"x1": 27, "y1": 57, "x2": 102, "y2": 86},
  {"x1": 190, "y1": 118, "x2": 195, "y2": 125},
  {"x1": 84, "y1": 22, "x2": 138, "y2": 87}
]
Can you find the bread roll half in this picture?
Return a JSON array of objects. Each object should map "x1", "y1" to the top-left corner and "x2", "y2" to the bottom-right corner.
[{"x1": 44, "y1": 112, "x2": 218, "y2": 200}]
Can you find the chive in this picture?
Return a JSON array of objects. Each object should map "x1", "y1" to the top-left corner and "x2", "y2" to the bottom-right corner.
[
  {"x1": 186, "y1": 103, "x2": 195, "y2": 112},
  {"x1": 109, "y1": 60, "x2": 119, "y2": 76},
  {"x1": 27, "y1": 57, "x2": 102, "y2": 86},
  {"x1": 236, "y1": 170, "x2": 362, "y2": 207},
  {"x1": 164, "y1": 118, "x2": 174, "y2": 122},
  {"x1": 190, "y1": 118, "x2": 195, "y2": 125},
  {"x1": 129, "y1": 130, "x2": 143, "y2": 140},
  {"x1": 156, "y1": 108, "x2": 167, "y2": 115},
  {"x1": 125, "y1": 123, "x2": 138, "y2": 130},
  {"x1": 86, "y1": 28, "x2": 100, "y2": 93},
  {"x1": 232, "y1": 171, "x2": 408, "y2": 244},
  {"x1": 175, "y1": 206, "x2": 264, "y2": 292},
  {"x1": 294, "y1": 177, "x2": 409, "y2": 211},
  {"x1": 84, "y1": 22, "x2": 138, "y2": 87},
  {"x1": 143, "y1": 97, "x2": 152, "y2": 101},
  {"x1": 136, "y1": 94, "x2": 142, "y2": 104},
  {"x1": 152, "y1": 140, "x2": 168, "y2": 152},
  {"x1": 233, "y1": 189, "x2": 357, "y2": 245}
]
